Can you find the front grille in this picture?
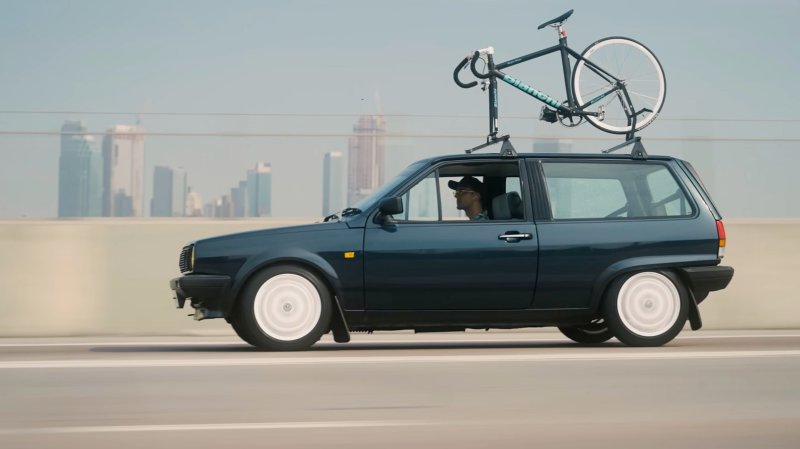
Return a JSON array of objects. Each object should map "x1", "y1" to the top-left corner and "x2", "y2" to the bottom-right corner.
[{"x1": 178, "y1": 244, "x2": 193, "y2": 273}]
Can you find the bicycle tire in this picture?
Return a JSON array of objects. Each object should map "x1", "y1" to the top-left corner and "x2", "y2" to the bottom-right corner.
[{"x1": 571, "y1": 37, "x2": 666, "y2": 134}]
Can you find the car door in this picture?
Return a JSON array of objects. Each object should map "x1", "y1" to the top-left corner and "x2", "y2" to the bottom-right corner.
[{"x1": 363, "y1": 160, "x2": 538, "y2": 311}]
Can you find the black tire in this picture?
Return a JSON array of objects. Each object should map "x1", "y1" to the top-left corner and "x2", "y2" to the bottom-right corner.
[
  {"x1": 229, "y1": 314, "x2": 259, "y2": 347},
  {"x1": 558, "y1": 320, "x2": 614, "y2": 344},
  {"x1": 603, "y1": 270, "x2": 688, "y2": 347},
  {"x1": 233, "y1": 265, "x2": 332, "y2": 351}
]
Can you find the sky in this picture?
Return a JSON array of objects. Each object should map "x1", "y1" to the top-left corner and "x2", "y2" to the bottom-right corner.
[{"x1": 0, "y1": 0, "x2": 798, "y2": 218}]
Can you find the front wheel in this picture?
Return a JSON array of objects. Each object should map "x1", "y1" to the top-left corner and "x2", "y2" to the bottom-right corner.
[
  {"x1": 603, "y1": 271, "x2": 688, "y2": 347},
  {"x1": 233, "y1": 265, "x2": 332, "y2": 351},
  {"x1": 571, "y1": 37, "x2": 666, "y2": 134}
]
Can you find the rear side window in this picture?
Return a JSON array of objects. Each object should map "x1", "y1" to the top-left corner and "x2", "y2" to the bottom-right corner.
[{"x1": 542, "y1": 162, "x2": 694, "y2": 220}]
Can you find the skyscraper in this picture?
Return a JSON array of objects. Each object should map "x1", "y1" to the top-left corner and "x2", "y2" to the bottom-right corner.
[
  {"x1": 247, "y1": 162, "x2": 272, "y2": 217},
  {"x1": 171, "y1": 168, "x2": 187, "y2": 217},
  {"x1": 150, "y1": 166, "x2": 187, "y2": 217},
  {"x1": 58, "y1": 120, "x2": 103, "y2": 217},
  {"x1": 102, "y1": 125, "x2": 145, "y2": 217},
  {"x1": 231, "y1": 180, "x2": 248, "y2": 217},
  {"x1": 215, "y1": 195, "x2": 234, "y2": 218},
  {"x1": 322, "y1": 151, "x2": 344, "y2": 216},
  {"x1": 186, "y1": 188, "x2": 203, "y2": 217},
  {"x1": 347, "y1": 115, "x2": 386, "y2": 205}
]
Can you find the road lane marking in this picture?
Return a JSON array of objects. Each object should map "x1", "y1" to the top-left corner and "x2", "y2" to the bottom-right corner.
[
  {"x1": 1, "y1": 333, "x2": 799, "y2": 348},
  {"x1": 1, "y1": 350, "x2": 799, "y2": 369},
  {"x1": 0, "y1": 420, "x2": 430, "y2": 435},
  {"x1": 0, "y1": 341, "x2": 247, "y2": 348}
]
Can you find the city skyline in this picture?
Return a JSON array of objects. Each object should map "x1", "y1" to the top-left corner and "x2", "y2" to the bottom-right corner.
[
  {"x1": 56, "y1": 115, "x2": 392, "y2": 219},
  {"x1": 2, "y1": 1, "x2": 799, "y2": 219}
]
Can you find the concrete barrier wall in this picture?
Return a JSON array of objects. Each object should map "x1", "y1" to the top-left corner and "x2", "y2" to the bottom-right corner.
[{"x1": 0, "y1": 219, "x2": 797, "y2": 336}]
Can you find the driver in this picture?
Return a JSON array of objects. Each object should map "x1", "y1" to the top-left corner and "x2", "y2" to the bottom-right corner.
[{"x1": 449, "y1": 176, "x2": 489, "y2": 220}]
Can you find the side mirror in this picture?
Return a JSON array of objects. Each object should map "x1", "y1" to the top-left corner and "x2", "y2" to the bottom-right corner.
[{"x1": 378, "y1": 197, "x2": 403, "y2": 216}]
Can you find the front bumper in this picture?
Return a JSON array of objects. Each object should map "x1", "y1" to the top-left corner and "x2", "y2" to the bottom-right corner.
[
  {"x1": 678, "y1": 266, "x2": 734, "y2": 302},
  {"x1": 170, "y1": 275, "x2": 231, "y2": 309}
]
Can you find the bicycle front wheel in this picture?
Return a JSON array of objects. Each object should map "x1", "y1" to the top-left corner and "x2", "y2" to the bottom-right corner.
[{"x1": 572, "y1": 37, "x2": 666, "y2": 134}]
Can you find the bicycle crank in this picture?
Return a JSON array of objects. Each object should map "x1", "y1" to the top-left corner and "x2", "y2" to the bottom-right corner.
[{"x1": 539, "y1": 106, "x2": 558, "y2": 123}]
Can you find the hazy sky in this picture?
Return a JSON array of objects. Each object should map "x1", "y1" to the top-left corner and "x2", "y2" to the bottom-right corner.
[{"x1": 1, "y1": 0, "x2": 798, "y2": 218}]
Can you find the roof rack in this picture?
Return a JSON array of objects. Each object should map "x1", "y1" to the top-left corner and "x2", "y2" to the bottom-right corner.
[
  {"x1": 465, "y1": 134, "x2": 518, "y2": 157},
  {"x1": 463, "y1": 129, "x2": 647, "y2": 159},
  {"x1": 602, "y1": 136, "x2": 648, "y2": 159}
]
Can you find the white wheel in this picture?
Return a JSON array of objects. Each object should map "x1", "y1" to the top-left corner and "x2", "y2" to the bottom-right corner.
[
  {"x1": 234, "y1": 266, "x2": 332, "y2": 350},
  {"x1": 616, "y1": 272, "x2": 680, "y2": 337},
  {"x1": 254, "y1": 274, "x2": 322, "y2": 341},
  {"x1": 604, "y1": 270, "x2": 687, "y2": 347},
  {"x1": 572, "y1": 37, "x2": 666, "y2": 134}
]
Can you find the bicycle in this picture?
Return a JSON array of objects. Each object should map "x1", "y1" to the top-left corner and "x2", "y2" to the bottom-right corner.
[{"x1": 454, "y1": 9, "x2": 666, "y2": 143}]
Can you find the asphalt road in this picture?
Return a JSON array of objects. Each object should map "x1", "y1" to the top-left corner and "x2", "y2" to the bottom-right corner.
[{"x1": 1, "y1": 330, "x2": 799, "y2": 449}]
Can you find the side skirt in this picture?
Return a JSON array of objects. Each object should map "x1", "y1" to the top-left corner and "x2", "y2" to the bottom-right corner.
[{"x1": 343, "y1": 309, "x2": 596, "y2": 332}]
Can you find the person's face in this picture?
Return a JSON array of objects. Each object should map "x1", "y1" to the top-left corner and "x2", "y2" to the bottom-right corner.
[{"x1": 453, "y1": 188, "x2": 479, "y2": 210}]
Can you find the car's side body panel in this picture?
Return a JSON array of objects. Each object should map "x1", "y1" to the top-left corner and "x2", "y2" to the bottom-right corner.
[
  {"x1": 534, "y1": 218, "x2": 719, "y2": 310},
  {"x1": 363, "y1": 220, "x2": 539, "y2": 310}
]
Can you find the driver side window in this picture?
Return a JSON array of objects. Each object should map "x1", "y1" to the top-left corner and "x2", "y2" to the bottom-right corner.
[
  {"x1": 390, "y1": 161, "x2": 524, "y2": 223},
  {"x1": 394, "y1": 172, "x2": 438, "y2": 221}
]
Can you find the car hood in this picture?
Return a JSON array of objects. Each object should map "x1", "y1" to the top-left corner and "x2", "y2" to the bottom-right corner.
[{"x1": 194, "y1": 221, "x2": 349, "y2": 247}]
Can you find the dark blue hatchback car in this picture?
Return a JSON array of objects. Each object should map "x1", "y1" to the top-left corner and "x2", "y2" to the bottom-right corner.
[{"x1": 170, "y1": 149, "x2": 733, "y2": 350}]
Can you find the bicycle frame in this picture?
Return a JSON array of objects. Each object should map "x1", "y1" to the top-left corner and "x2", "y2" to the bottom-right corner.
[{"x1": 467, "y1": 30, "x2": 636, "y2": 141}]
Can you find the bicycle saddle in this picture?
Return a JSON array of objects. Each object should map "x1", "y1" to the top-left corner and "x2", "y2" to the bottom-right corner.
[{"x1": 537, "y1": 9, "x2": 574, "y2": 30}]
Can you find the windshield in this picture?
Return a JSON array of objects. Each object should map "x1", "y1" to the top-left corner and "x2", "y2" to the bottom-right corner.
[{"x1": 350, "y1": 160, "x2": 428, "y2": 212}]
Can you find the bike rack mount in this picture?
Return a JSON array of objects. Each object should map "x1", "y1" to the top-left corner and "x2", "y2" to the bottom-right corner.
[
  {"x1": 465, "y1": 134, "x2": 518, "y2": 157},
  {"x1": 602, "y1": 136, "x2": 648, "y2": 159}
]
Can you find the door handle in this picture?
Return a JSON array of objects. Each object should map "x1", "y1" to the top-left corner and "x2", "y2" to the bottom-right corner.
[{"x1": 498, "y1": 232, "x2": 532, "y2": 241}]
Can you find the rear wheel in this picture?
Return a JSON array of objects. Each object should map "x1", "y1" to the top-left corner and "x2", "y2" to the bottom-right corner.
[
  {"x1": 233, "y1": 265, "x2": 332, "y2": 351},
  {"x1": 559, "y1": 319, "x2": 614, "y2": 344},
  {"x1": 572, "y1": 37, "x2": 666, "y2": 134},
  {"x1": 603, "y1": 270, "x2": 688, "y2": 347}
]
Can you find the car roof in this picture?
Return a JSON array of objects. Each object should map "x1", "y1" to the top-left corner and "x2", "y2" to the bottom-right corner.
[{"x1": 417, "y1": 152, "x2": 678, "y2": 165}]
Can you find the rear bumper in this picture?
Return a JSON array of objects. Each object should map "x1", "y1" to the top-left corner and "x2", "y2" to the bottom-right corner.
[
  {"x1": 170, "y1": 275, "x2": 231, "y2": 309},
  {"x1": 678, "y1": 266, "x2": 734, "y2": 302}
]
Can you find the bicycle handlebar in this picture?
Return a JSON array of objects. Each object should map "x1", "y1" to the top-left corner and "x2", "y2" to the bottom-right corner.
[
  {"x1": 470, "y1": 51, "x2": 491, "y2": 79},
  {"x1": 453, "y1": 56, "x2": 477, "y2": 89}
]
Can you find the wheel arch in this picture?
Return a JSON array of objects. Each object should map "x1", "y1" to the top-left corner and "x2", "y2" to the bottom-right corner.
[
  {"x1": 589, "y1": 255, "x2": 715, "y2": 315},
  {"x1": 224, "y1": 250, "x2": 351, "y2": 339}
]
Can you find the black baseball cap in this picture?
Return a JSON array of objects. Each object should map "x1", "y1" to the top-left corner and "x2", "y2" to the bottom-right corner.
[{"x1": 448, "y1": 176, "x2": 485, "y2": 197}]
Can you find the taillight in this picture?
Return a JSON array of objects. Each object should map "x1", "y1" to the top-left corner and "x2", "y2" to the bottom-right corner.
[{"x1": 716, "y1": 220, "x2": 726, "y2": 259}]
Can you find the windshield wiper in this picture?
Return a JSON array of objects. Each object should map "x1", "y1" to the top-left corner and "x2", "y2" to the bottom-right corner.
[
  {"x1": 323, "y1": 207, "x2": 361, "y2": 222},
  {"x1": 340, "y1": 207, "x2": 362, "y2": 217}
]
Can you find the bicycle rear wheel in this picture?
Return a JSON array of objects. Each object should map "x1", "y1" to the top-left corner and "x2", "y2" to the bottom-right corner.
[{"x1": 572, "y1": 37, "x2": 666, "y2": 134}]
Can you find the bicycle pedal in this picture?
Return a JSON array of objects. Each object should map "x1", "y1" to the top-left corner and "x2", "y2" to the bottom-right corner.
[{"x1": 540, "y1": 107, "x2": 558, "y2": 123}]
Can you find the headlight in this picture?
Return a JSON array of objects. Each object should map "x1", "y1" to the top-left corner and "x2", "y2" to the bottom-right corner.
[{"x1": 179, "y1": 244, "x2": 195, "y2": 273}]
